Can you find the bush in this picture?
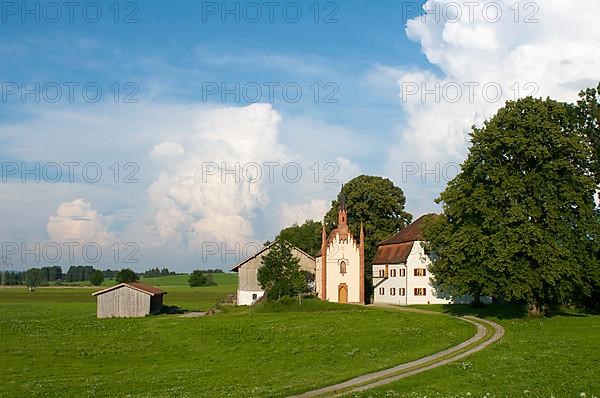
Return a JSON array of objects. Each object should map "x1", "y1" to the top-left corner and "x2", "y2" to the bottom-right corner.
[
  {"x1": 90, "y1": 270, "x2": 104, "y2": 286},
  {"x1": 188, "y1": 270, "x2": 216, "y2": 287},
  {"x1": 115, "y1": 269, "x2": 139, "y2": 283}
]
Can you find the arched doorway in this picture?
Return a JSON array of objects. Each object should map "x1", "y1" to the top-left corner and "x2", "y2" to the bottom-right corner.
[{"x1": 338, "y1": 283, "x2": 348, "y2": 303}]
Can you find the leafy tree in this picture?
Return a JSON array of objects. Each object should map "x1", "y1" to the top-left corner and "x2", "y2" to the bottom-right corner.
[
  {"x1": 90, "y1": 270, "x2": 104, "y2": 286},
  {"x1": 188, "y1": 270, "x2": 216, "y2": 287},
  {"x1": 324, "y1": 175, "x2": 412, "y2": 300},
  {"x1": 25, "y1": 268, "x2": 44, "y2": 288},
  {"x1": 257, "y1": 241, "x2": 309, "y2": 300},
  {"x1": 577, "y1": 82, "x2": 600, "y2": 185},
  {"x1": 273, "y1": 220, "x2": 323, "y2": 257},
  {"x1": 425, "y1": 96, "x2": 600, "y2": 316},
  {"x1": 65, "y1": 265, "x2": 95, "y2": 282},
  {"x1": 115, "y1": 268, "x2": 139, "y2": 283},
  {"x1": 41, "y1": 266, "x2": 62, "y2": 282}
]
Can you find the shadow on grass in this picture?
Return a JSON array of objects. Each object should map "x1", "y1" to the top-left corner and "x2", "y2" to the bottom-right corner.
[
  {"x1": 411, "y1": 303, "x2": 528, "y2": 319},
  {"x1": 413, "y1": 303, "x2": 594, "y2": 319}
]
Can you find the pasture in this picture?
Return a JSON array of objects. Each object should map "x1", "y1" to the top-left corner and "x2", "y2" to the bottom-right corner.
[
  {"x1": 345, "y1": 305, "x2": 600, "y2": 397},
  {"x1": 0, "y1": 279, "x2": 474, "y2": 397}
]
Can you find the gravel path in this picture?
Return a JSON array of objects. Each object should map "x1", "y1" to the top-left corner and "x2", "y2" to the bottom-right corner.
[{"x1": 288, "y1": 305, "x2": 505, "y2": 398}]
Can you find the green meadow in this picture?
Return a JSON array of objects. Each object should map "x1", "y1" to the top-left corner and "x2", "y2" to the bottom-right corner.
[
  {"x1": 0, "y1": 278, "x2": 474, "y2": 398},
  {"x1": 345, "y1": 305, "x2": 600, "y2": 398}
]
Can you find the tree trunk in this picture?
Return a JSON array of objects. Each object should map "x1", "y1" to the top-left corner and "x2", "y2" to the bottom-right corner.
[
  {"x1": 528, "y1": 300, "x2": 544, "y2": 317},
  {"x1": 471, "y1": 292, "x2": 483, "y2": 307}
]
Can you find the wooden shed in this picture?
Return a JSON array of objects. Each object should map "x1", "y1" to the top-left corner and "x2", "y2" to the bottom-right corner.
[{"x1": 92, "y1": 282, "x2": 166, "y2": 318}]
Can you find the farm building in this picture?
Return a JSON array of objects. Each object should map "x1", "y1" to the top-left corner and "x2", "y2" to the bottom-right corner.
[
  {"x1": 372, "y1": 214, "x2": 488, "y2": 305},
  {"x1": 92, "y1": 282, "x2": 166, "y2": 318},
  {"x1": 231, "y1": 241, "x2": 316, "y2": 305}
]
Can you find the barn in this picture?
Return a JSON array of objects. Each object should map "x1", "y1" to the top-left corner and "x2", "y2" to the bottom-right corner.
[
  {"x1": 92, "y1": 282, "x2": 166, "y2": 318},
  {"x1": 231, "y1": 241, "x2": 316, "y2": 305}
]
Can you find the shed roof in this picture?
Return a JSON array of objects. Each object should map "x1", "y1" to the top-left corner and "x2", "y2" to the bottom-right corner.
[{"x1": 91, "y1": 282, "x2": 166, "y2": 297}]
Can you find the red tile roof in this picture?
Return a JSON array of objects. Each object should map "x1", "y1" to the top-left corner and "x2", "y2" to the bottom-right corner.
[
  {"x1": 126, "y1": 282, "x2": 165, "y2": 295},
  {"x1": 372, "y1": 214, "x2": 438, "y2": 265},
  {"x1": 378, "y1": 214, "x2": 437, "y2": 246},
  {"x1": 372, "y1": 241, "x2": 415, "y2": 265}
]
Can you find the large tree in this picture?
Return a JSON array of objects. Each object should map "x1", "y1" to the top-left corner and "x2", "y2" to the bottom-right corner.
[
  {"x1": 272, "y1": 220, "x2": 323, "y2": 257},
  {"x1": 577, "y1": 82, "x2": 600, "y2": 185},
  {"x1": 257, "y1": 241, "x2": 308, "y2": 300},
  {"x1": 426, "y1": 96, "x2": 600, "y2": 316}
]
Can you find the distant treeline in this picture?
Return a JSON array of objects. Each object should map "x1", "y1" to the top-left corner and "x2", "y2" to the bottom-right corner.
[
  {"x1": 0, "y1": 266, "x2": 179, "y2": 286},
  {"x1": 141, "y1": 267, "x2": 177, "y2": 278}
]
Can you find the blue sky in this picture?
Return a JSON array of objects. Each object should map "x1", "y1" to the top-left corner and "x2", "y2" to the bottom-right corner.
[{"x1": 1, "y1": 0, "x2": 599, "y2": 271}]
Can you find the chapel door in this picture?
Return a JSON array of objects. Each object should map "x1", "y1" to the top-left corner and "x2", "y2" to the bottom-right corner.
[{"x1": 338, "y1": 284, "x2": 348, "y2": 303}]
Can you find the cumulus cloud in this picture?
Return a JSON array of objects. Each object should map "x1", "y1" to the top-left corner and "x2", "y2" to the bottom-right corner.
[
  {"x1": 279, "y1": 199, "x2": 329, "y2": 227},
  {"x1": 47, "y1": 198, "x2": 115, "y2": 244},
  {"x1": 146, "y1": 103, "x2": 291, "y2": 251},
  {"x1": 380, "y1": 0, "x2": 600, "y2": 213},
  {"x1": 150, "y1": 142, "x2": 185, "y2": 158}
]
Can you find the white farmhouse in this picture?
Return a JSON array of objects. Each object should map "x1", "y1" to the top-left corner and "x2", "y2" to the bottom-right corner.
[{"x1": 372, "y1": 214, "x2": 453, "y2": 305}]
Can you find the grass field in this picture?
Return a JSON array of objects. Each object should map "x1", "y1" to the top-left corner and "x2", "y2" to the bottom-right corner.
[
  {"x1": 0, "y1": 285, "x2": 475, "y2": 398},
  {"x1": 345, "y1": 305, "x2": 600, "y2": 398}
]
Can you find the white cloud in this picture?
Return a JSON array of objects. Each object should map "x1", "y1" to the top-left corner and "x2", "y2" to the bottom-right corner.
[
  {"x1": 380, "y1": 0, "x2": 600, "y2": 215},
  {"x1": 146, "y1": 103, "x2": 291, "y2": 251},
  {"x1": 150, "y1": 142, "x2": 185, "y2": 158},
  {"x1": 46, "y1": 198, "x2": 115, "y2": 245},
  {"x1": 279, "y1": 199, "x2": 329, "y2": 227}
]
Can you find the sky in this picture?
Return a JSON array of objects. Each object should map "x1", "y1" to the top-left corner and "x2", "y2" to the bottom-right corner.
[{"x1": 1, "y1": 0, "x2": 600, "y2": 272}]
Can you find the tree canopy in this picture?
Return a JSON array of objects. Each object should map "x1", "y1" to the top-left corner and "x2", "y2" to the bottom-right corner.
[
  {"x1": 188, "y1": 270, "x2": 216, "y2": 287},
  {"x1": 425, "y1": 94, "x2": 600, "y2": 315},
  {"x1": 115, "y1": 268, "x2": 139, "y2": 283},
  {"x1": 90, "y1": 270, "x2": 104, "y2": 286},
  {"x1": 272, "y1": 220, "x2": 323, "y2": 257},
  {"x1": 257, "y1": 241, "x2": 309, "y2": 300}
]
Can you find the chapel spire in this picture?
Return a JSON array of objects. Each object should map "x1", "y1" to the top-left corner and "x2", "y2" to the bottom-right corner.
[{"x1": 337, "y1": 185, "x2": 349, "y2": 240}]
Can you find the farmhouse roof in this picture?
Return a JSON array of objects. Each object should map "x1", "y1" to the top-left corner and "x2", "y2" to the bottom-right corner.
[
  {"x1": 91, "y1": 282, "x2": 166, "y2": 297},
  {"x1": 230, "y1": 240, "x2": 315, "y2": 272},
  {"x1": 371, "y1": 214, "x2": 438, "y2": 265},
  {"x1": 377, "y1": 214, "x2": 437, "y2": 246},
  {"x1": 372, "y1": 241, "x2": 415, "y2": 265}
]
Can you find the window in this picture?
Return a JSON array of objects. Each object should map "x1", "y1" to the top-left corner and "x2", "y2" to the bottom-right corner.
[
  {"x1": 414, "y1": 268, "x2": 427, "y2": 277},
  {"x1": 390, "y1": 269, "x2": 396, "y2": 277},
  {"x1": 399, "y1": 268, "x2": 406, "y2": 277},
  {"x1": 340, "y1": 260, "x2": 347, "y2": 275},
  {"x1": 399, "y1": 288, "x2": 406, "y2": 296},
  {"x1": 378, "y1": 269, "x2": 384, "y2": 278},
  {"x1": 252, "y1": 293, "x2": 258, "y2": 300},
  {"x1": 379, "y1": 287, "x2": 385, "y2": 295},
  {"x1": 414, "y1": 288, "x2": 426, "y2": 296},
  {"x1": 390, "y1": 288, "x2": 396, "y2": 296}
]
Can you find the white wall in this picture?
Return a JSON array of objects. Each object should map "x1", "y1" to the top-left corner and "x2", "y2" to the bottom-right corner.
[
  {"x1": 372, "y1": 241, "x2": 451, "y2": 306},
  {"x1": 322, "y1": 232, "x2": 362, "y2": 303},
  {"x1": 237, "y1": 289, "x2": 264, "y2": 306},
  {"x1": 405, "y1": 241, "x2": 451, "y2": 305},
  {"x1": 372, "y1": 264, "x2": 407, "y2": 305}
]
